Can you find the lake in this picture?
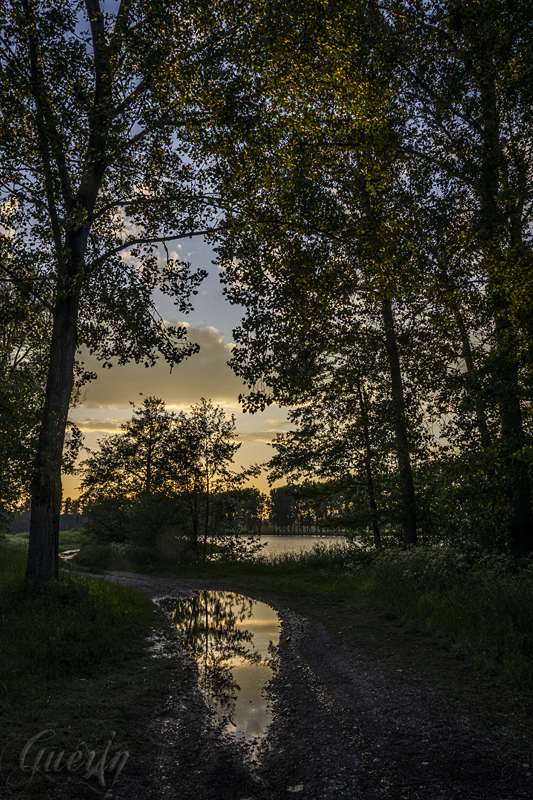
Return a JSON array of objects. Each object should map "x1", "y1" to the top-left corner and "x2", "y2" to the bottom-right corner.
[{"x1": 254, "y1": 535, "x2": 347, "y2": 557}]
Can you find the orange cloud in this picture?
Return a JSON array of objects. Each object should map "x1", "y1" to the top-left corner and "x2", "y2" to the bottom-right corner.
[{"x1": 77, "y1": 324, "x2": 246, "y2": 408}]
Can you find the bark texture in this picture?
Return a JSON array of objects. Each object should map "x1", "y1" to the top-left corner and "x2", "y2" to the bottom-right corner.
[
  {"x1": 478, "y1": 9, "x2": 533, "y2": 555},
  {"x1": 381, "y1": 298, "x2": 417, "y2": 546}
]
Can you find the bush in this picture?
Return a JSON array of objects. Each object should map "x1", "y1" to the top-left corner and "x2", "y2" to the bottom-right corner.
[
  {"x1": 82, "y1": 495, "x2": 131, "y2": 543},
  {"x1": 0, "y1": 543, "x2": 155, "y2": 702},
  {"x1": 209, "y1": 530, "x2": 267, "y2": 562},
  {"x1": 345, "y1": 544, "x2": 533, "y2": 686},
  {"x1": 82, "y1": 493, "x2": 196, "y2": 561}
]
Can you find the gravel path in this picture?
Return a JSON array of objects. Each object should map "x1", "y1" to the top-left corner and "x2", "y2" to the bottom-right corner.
[{"x1": 99, "y1": 572, "x2": 533, "y2": 800}]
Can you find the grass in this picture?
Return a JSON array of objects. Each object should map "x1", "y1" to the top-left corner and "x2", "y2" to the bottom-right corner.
[
  {"x1": 88, "y1": 539, "x2": 533, "y2": 689},
  {"x1": 347, "y1": 546, "x2": 533, "y2": 684},
  {"x1": 5, "y1": 530, "x2": 87, "y2": 551},
  {"x1": 0, "y1": 540, "x2": 186, "y2": 799},
  {"x1": 161, "y1": 542, "x2": 533, "y2": 737},
  {"x1": 4, "y1": 532, "x2": 533, "y2": 795}
]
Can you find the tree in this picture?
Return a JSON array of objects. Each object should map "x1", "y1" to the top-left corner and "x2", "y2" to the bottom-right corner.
[
  {"x1": 194, "y1": 0, "x2": 435, "y2": 547},
  {"x1": 80, "y1": 397, "x2": 258, "y2": 559},
  {"x1": 379, "y1": 0, "x2": 533, "y2": 554},
  {"x1": 198, "y1": 0, "x2": 533, "y2": 554},
  {"x1": 169, "y1": 398, "x2": 258, "y2": 559},
  {"x1": 268, "y1": 392, "x2": 383, "y2": 547},
  {"x1": 215, "y1": 157, "x2": 440, "y2": 547},
  {"x1": 0, "y1": 1, "x2": 228, "y2": 580},
  {"x1": 269, "y1": 487, "x2": 297, "y2": 535},
  {"x1": 80, "y1": 396, "x2": 178, "y2": 501}
]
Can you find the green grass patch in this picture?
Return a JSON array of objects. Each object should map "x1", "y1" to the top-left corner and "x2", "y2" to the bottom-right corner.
[
  {"x1": 0, "y1": 542, "x2": 185, "y2": 799},
  {"x1": 121, "y1": 541, "x2": 533, "y2": 689},
  {"x1": 58, "y1": 529, "x2": 86, "y2": 548},
  {"x1": 3, "y1": 529, "x2": 87, "y2": 552},
  {"x1": 355, "y1": 547, "x2": 533, "y2": 686}
]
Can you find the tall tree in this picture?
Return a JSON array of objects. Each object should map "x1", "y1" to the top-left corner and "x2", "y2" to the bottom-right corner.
[
  {"x1": 381, "y1": 0, "x2": 533, "y2": 554},
  {"x1": 198, "y1": 0, "x2": 533, "y2": 553},
  {"x1": 169, "y1": 398, "x2": 254, "y2": 558},
  {"x1": 268, "y1": 388, "x2": 384, "y2": 547},
  {"x1": 0, "y1": 0, "x2": 224, "y2": 580},
  {"x1": 214, "y1": 140, "x2": 438, "y2": 546}
]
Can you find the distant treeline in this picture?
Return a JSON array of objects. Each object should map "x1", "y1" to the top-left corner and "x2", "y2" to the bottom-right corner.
[
  {"x1": 10, "y1": 498, "x2": 85, "y2": 534},
  {"x1": 9, "y1": 484, "x2": 373, "y2": 540}
]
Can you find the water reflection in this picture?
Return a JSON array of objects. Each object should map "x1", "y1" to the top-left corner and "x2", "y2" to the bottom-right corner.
[{"x1": 160, "y1": 592, "x2": 280, "y2": 742}]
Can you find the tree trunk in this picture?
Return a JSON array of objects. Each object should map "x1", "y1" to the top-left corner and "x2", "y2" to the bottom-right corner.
[
  {"x1": 25, "y1": 290, "x2": 80, "y2": 582},
  {"x1": 454, "y1": 305, "x2": 492, "y2": 450},
  {"x1": 381, "y1": 298, "x2": 417, "y2": 546},
  {"x1": 26, "y1": 224, "x2": 91, "y2": 581},
  {"x1": 355, "y1": 376, "x2": 381, "y2": 547},
  {"x1": 438, "y1": 264, "x2": 492, "y2": 449},
  {"x1": 203, "y1": 467, "x2": 210, "y2": 562},
  {"x1": 478, "y1": 10, "x2": 533, "y2": 555}
]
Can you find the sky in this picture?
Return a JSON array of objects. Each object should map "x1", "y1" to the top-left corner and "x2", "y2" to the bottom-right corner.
[{"x1": 63, "y1": 238, "x2": 291, "y2": 500}]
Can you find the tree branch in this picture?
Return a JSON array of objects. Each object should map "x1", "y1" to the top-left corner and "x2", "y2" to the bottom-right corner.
[
  {"x1": 86, "y1": 228, "x2": 221, "y2": 270},
  {"x1": 0, "y1": 264, "x2": 54, "y2": 311},
  {"x1": 20, "y1": 0, "x2": 71, "y2": 256},
  {"x1": 398, "y1": 61, "x2": 483, "y2": 136}
]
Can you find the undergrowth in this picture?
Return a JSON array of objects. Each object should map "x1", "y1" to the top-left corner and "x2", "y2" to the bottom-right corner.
[
  {"x1": 0, "y1": 541, "x2": 182, "y2": 799},
  {"x1": 128, "y1": 540, "x2": 533, "y2": 688}
]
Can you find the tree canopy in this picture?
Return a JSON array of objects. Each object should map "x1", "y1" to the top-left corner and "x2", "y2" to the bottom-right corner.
[
  {"x1": 0, "y1": 0, "x2": 228, "y2": 579},
  {"x1": 199, "y1": 0, "x2": 533, "y2": 554},
  {"x1": 3, "y1": 0, "x2": 533, "y2": 568}
]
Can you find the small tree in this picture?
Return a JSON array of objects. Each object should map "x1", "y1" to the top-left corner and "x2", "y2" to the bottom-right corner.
[
  {"x1": 170, "y1": 398, "x2": 258, "y2": 559},
  {"x1": 80, "y1": 396, "x2": 177, "y2": 502},
  {"x1": 80, "y1": 397, "x2": 259, "y2": 560}
]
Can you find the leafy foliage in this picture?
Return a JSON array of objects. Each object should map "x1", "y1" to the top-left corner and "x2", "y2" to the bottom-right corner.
[
  {"x1": 194, "y1": 0, "x2": 533, "y2": 555},
  {"x1": 80, "y1": 397, "x2": 260, "y2": 561}
]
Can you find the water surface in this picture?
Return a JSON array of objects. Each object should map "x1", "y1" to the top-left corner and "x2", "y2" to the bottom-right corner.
[
  {"x1": 258, "y1": 534, "x2": 347, "y2": 557},
  {"x1": 160, "y1": 591, "x2": 280, "y2": 744}
]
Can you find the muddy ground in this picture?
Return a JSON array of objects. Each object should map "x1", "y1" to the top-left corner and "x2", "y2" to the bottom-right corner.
[{"x1": 99, "y1": 572, "x2": 533, "y2": 800}]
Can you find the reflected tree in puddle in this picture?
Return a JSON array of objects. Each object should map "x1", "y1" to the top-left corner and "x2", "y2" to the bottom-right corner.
[{"x1": 160, "y1": 591, "x2": 280, "y2": 741}]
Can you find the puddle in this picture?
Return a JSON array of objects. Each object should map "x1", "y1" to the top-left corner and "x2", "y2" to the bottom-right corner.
[
  {"x1": 160, "y1": 591, "x2": 280, "y2": 744},
  {"x1": 59, "y1": 548, "x2": 80, "y2": 561}
]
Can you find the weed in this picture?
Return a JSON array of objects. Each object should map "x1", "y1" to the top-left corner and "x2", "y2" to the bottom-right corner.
[{"x1": 0, "y1": 542, "x2": 184, "y2": 799}]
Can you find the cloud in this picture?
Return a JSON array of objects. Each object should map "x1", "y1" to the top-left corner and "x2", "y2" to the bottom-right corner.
[
  {"x1": 75, "y1": 418, "x2": 123, "y2": 432},
  {"x1": 77, "y1": 324, "x2": 247, "y2": 409},
  {"x1": 265, "y1": 419, "x2": 293, "y2": 430},
  {"x1": 237, "y1": 430, "x2": 287, "y2": 444}
]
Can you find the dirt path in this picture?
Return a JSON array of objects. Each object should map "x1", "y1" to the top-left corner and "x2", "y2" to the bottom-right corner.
[{"x1": 100, "y1": 571, "x2": 533, "y2": 800}]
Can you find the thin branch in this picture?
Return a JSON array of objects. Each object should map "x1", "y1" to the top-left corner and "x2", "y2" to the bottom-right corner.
[
  {"x1": 89, "y1": 198, "x2": 129, "y2": 221},
  {"x1": 111, "y1": 114, "x2": 208, "y2": 159},
  {"x1": 89, "y1": 193, "x2": 225, "y2": 222},
  {"x1": 397, "y1": 143, "x2": 470, "y2": 183},
  {"x1": 398, "y1": 61, "x2": 483, "y2": 136},
  {"x1": 86, "y1": 228, "x2": 220, "y2": 270},
  {"x1": 20, "y1": 0, "x2": 71, "y2": 256},
  {"x1": 109, "y1": 80, "x2": 148, "y2": 121},
  {"x1": 0, "y1": 264, "x2": 54, "y2": 311},
  {"x1": 0, "y1": 181, "x2": 49, "y2": 213}
]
